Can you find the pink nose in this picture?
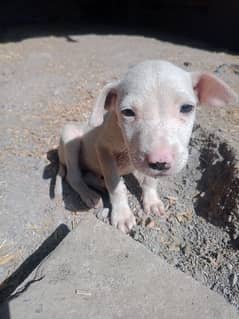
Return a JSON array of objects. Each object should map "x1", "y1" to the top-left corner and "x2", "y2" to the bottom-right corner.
[
  {"x1": 147, "y1": 150, "x2": 173, "y2": 165},
  {"x1": 147, "y1": 150, "x2": 173, "y2": 171}
]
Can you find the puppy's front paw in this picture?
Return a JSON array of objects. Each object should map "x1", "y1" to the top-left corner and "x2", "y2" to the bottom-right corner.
[
  {"x1": 143, "y1": 190, "x2": 165, "y2": 216},
  {"x1": 111, "y1": 206, "x2": 136, "y2": 233}
]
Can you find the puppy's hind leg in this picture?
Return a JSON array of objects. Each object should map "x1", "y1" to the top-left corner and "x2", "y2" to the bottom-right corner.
[
  {"x1": 59, "y1": 123, "x2": 102, "y2": 209},
  {"x1": 83, "y1": 171, "x2": 106, "y2": 192}
]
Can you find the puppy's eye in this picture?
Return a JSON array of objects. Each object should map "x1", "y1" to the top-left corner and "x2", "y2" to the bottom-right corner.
[
  {"x1": 121, "y1": 109, "x2": 135, "y2": 117},
  {"x1": 180, "y1": 104, "x2": 194, "y2": 113}
]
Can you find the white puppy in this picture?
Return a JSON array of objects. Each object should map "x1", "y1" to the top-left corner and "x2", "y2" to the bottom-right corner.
[{"x1": 58, "y1": 60, "x2": 237, "y2": 233}]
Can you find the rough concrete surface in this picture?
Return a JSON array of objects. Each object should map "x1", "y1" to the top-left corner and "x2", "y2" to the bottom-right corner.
[
  {"x1": 0, "y1": 214, "x2": 238, "y2": 319},
  {"x1": 0, "y1": 26, "x2": 239, "y2": 314}
]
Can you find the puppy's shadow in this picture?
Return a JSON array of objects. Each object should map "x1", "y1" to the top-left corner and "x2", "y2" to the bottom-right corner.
[
  {"x1": 43, "y1": 148, "x2": 143, "y2": 214},
  {"x1": 42, "y1": 149, "x2": 59, "y2": 199},
  {"x1": 124, "y1": 174, "x2": 143, "y2": 208},
  {"x1": 42, "y1": 149, "x2": 91, "y2": 212}
]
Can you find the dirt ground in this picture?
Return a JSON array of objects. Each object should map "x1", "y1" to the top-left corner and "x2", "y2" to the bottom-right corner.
[{"x1": 0, "y1": 27, "x2": 238, "y2": 309}]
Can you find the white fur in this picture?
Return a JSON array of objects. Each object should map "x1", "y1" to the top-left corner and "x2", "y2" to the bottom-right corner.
[{"x1": 58, "y1": 60, "x2": 237, "y2": 233}]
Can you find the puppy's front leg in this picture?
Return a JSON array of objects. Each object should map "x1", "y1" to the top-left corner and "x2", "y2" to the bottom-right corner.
[
  {"x1": 142, "y1": 176, "x2": 165, "y2": 216},
  {"x1": 97, "y1": 147, "x2": 136, "y2": 233}
]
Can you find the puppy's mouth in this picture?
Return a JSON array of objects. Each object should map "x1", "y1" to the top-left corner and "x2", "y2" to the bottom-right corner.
[
  {"x1": 144, "y1": 167, "x2": 173, "y2": 178},
  {"x1": 131, "y1": 159, "x2": 174, "y2": 177}
]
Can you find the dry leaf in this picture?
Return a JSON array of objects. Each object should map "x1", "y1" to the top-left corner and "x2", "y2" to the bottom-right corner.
[
  {"x1": 0, "y1": 253, "x2": 16, "y2": 266},
  {"x1": 176, "y1": 210, "x2": 193, "y2": 223}
]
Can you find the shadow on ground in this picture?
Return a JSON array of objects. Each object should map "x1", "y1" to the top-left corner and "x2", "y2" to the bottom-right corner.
[
  {"x1": 43, "y1": 149, "x2": 91, "y2": 212},
  {"x1": 195, "y1": 134, "x2": 239, "y2": 237},
  {"x1": 0, "y1": 224, "x2": 70, "y2": 317},
  {"x1": 124, "y1": 174, "x2": 143, "y2": 208},
  {"x1": 0, "y1": 0, "x2": 238, "y2": 52},
  {"x1": 43, "y1": 143, "x2": 144, "y2": 217},
  {"x1": 1, "y1": 23, "x2": 238, "y2": 55}
]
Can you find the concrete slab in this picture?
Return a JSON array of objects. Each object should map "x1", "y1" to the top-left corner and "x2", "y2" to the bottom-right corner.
[{"x1": 0, "y1": 214, "x2": 238, "y2": 319}]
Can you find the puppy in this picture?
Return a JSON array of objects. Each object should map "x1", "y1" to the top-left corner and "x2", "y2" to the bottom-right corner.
[{"x1": 58, "y1": 60, "x2": 237, "y2": 233}]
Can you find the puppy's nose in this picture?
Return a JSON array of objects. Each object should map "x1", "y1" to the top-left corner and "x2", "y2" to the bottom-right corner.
[
  {"x1": 149, "y1": 161, "x2": 171, "y2": 171},
  {"x1": 147, "y1": 149, "x2": 173, "y2": 169}
]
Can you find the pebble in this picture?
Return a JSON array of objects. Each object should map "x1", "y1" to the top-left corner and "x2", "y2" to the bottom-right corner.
[
  {"x1": 183, "y1": 62, "x2": 192, "y2": 67},
  {"x1": 145, "y1": 219, "x2": 155, "y2": 229},
  {"x1": 227, "y1": 263, "x2": 233, "y2": 272},
  {"x1": 229, "y1": 273, "x2": 238, "y2": 287},
  {"x1": 96, "y1": 207, "x2": 109, "y2": 221}
]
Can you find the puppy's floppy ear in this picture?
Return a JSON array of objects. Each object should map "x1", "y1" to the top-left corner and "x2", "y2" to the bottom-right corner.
[
  {"x1": 89, "y1": 81, "x2": 120, "y2": 127},
  {"x1": 191, "y1": 72, "x2": 238, "y2": 107}
]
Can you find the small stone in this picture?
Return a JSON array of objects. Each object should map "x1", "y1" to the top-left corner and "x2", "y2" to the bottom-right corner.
[
  {"x1": 96, "y1": 208, "x2": 109, "y2": 221},
  {"x1": 183, "y1": 62, "x2": 192, "y2": 67},
  {"x1": 144, "y1": 217, "x2": 152, "y2": 227},
  {"x1": 146, "y1": 219, "x2": 155, "y2": 229},
  {"x1": 176, "y1": 210, "x2": 193, "y2": 223},
  {"x1": 229, "y1": 273, "x2": 238, "y2": 287},
  {"x1": 227, "y1": 263, "x2": 233, "y2": 272},
  {"x1": 75, "y1": 289, "x2": 92, "y2": 296}
]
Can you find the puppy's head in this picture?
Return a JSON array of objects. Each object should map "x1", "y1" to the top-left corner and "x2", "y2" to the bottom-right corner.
[{"x1": 90, "y1": 60, "x2": 237, "y2": 177}]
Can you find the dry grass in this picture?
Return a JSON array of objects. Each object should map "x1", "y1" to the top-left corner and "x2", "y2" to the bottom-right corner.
[
  {"x1": 0, "y1": 89, "x2": 96, "y2": 161},
  {"x1": 0, "y1": 240, "x2": 18, "y2": 266}
]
